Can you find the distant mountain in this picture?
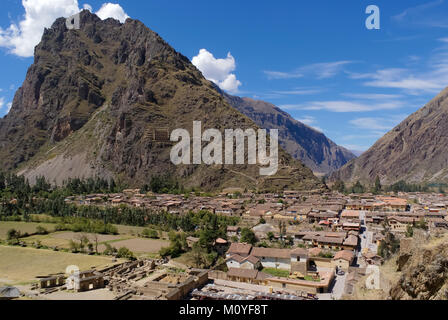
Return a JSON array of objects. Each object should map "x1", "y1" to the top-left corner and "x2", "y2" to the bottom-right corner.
[
  {"x1": 331, "y1": 86, "x2": 448, "y2": 185},
  {"x1": 350, "y1": 150, "x2": 365, "y2": 157},
  {"x1": 223, "y1": 94, "x2": 356, "y2": 175},
  {"x1": 0, "y1": 10, "x2": 324, "y2": 192}
]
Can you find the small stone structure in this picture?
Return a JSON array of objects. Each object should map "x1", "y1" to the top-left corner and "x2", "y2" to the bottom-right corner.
[
  {"x1": 67, "y1": 270, "x2": 105, "y2": 292},
  {"x1": 39, "y1": 275, "x2": 66, "y2": 289}
]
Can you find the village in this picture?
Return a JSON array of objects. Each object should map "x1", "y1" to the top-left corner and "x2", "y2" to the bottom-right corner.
[{"x1": 2, "y1": 186, "x2": 448, "y2": 301}]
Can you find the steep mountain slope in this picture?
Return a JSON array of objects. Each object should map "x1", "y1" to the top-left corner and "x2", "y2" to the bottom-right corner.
[
  {"x1": 224, "y1": 94, "x2": 356, "y2": 175},
  {"x1": 331, "y1": 86, "x2": 448, "y2": 185},
  {"x1": 390, "y1": 236, "x2": 448, "y2": 300},
  {"x1": 0, "y1": 10, "x2": 323, "y2": 192}
]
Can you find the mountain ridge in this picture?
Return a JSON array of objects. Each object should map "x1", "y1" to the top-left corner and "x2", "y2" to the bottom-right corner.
[
  {"x1": 331, "y1": 86, "x2": 448, "y2": 185},
  {"x1": 223, "y1": 93, "x2": 356, "y2": 175},
  {"x1": 0, "y1": 10, "x2": 324, "y2": 192}
]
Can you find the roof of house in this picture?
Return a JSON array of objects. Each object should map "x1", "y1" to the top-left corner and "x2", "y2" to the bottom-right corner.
[
  {"x1": 227, "y1": 243, "x2": 253, "y2": 256},
  {"x1": 226, "y1": 254, "x2": 246, "y2": 263},
  {"x1": 251, "y1": 247, "x2": 291, "y2": 259},
  {"x1": 308, "y1": 247, "x2": 322, "y2": 257},
  {"x1": 341, "y1": 210, "x2": 361, "y2": 218},
  {"x1": 243, "y1": 255, "x2": 261, "y2": 265},
  {"x1": 291, "y1": 248, "x2": 308, "y2": 257},
  {"x1": 227, "y1": 268, "x2": 259, "y2": 279},
  {"x1": 316, "y1": 236, "x2": 344, "y2": 245},
  {"x1": 215, "y1": 238, "x2": 228, "y2": 244},
  {"x1": 333, "y1": 250, "x2": 355, "y2": 262},
  {"x1": 343, "y1": 235, "x2": 359, "y2": 247}
]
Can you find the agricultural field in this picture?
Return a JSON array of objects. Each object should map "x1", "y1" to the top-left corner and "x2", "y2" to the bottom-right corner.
[
  {"x1": 0, "y1": 246, "x2": 122, "y2": 285},
  {"x1": 0, "y1": 221, "x2": 56, "y2": 240},
  {"x1": 1, "y1": 221, "x2": 171, "y2": 260},
  {"x1": 108, "y1": 238, "x2": 170, "y2": 254},
  {"x1": 21, "y1": 231, "x2": 126, "y2": 251}
]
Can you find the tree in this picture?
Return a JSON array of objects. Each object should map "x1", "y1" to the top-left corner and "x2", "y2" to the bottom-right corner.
[
  {"x1": 188, "y1": 243, "x2": 208, "y2": 268},
  {"x1": 0, "y1": 172, "x2": 5, "y2": 190},
  {"x1": 240, "y1": 228, "x2": 257, "y2": 245},
  {"x1": 332, "y1": 180, "x2": 345, "y2": 193},
  {"x1": 159, "y1": 240, "x2": 183, "y2": 258},
  {"x1": 35, "y1": 226, "x2": 48, "y2": 235},
  {"x1": 406, "y1": 225, "x2": 414, "y2": 238},
  {"x1": 373, "y1": 176, "x2": 382, "y2": 194},
  {"x1": 321, "y1": 176, "x2": 327, "y2": 187},
  {"x1": 87, "y1": 242, "x2": 94, "y2": 254},
  {"x1": 267, "y1": 232, "x2": 275, "y2": 241},
  {"x1": 103, "y1": 243, "x2": 117, "y2": 256},
  {"x1": 93, "y1": 234, "x2": 99, "y2": 254},
  {"x1": 69, "y1": 240, "x2": 80, "y2": 253},
  {"x1": 142, "y1": 228, "x2": 159, "y2": 239},
  {"x1": 6, "y1": 229, "x2": 21, "y2": 243},
  {"x1": 378, "y1": 220, "x2": 400, "y2": 259},
  {"x1": 259, "y1": 217, "x2": 266, "y2": 225},
  {"x1": 117, "y1": 247, "x2": 136, "y2": 260},
  {"x1": 415, "y1": 218, "x2": 428, "y2": 231},
  {"x1": 351, "y1": 181, "x2": 365, "y2": 194},
  {"x1": 286, "y1": 235, "x2": 294, "y2": 246},
  {"x1": 278, "y1": 221, "x2": 286, "y2": 239}
]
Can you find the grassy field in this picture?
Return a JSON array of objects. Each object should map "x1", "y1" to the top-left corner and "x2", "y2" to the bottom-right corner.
[
  {"x1": 0, "y1": 221, "x2": 56, "y2": 240},
  {"x1": 0, "y1": 246, "x2": 122, "y2": 284},
  {"x1": 262, "y1": 268, "x2": 290, "y2": 278}
]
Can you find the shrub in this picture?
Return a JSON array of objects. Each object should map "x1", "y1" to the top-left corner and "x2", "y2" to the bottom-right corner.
[
  {"x1": 142, "y1": 228, "x2": 159, "y2": 239},
  {"x1": 116, "y1": 247, "x2": 135, "y2": 260},
  {"x1": 36, "y1": 226, "x2": 48, "y2": 235},
  {"x1": 6, "y1": 229, "x2": 21, "y2": 241}
]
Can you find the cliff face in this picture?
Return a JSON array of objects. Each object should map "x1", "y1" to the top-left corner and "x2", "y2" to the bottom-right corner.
[
  {"x1": 390, "y1": 238, "x2": 448, "y2": 300},
  {"x1": 0, "y1": 10, "x2": 323, "y2": 192},
  {"x1": 224, "y1": 94, "x2": 356, "y2": 175},
  {"x1": 331, "y1": 87, "x2": 448, "y2": 185}
]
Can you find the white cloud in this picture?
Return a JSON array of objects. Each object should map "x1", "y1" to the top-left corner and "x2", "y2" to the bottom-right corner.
[
  {"x1": 295, "y1": 116, "x2": 323, "y2": 132},
  {"x1": 272, "y1": 88, "x2": 323, "y2": 96},
  {"x1": 192, "y1": 49, "x2": 242, "y2": 93},
  {"x1": 392, "y1": 0, "x2": 448, "y2": 28},
  {"x1": 281, "y1": 100, "x2": 405, "y2": 113},
  {"x1": 349, "y1": 49, "x2": 448, "y2": 94},
  {"x1": 265, "y1": 61, "x2": 353, "y2": 80},
  {"x1": 96, "y1": 3, "x2": 129, "y2": 23},
  {"x1": 296, "y1": 115, "x2": 315, "y2": 125},
  {"x1": 83, "y1": 4, "x2": 93, "y2": 11},
  {"x1": 264, "y1": 70, "x2": 303, "y2": 80},
  {"x1": 0, "y1": 98, "x2": 13, "y2": 114},
  {"x1": 342, "y1": 93, "x2": 404, "y2": 100},
  {"x1": 0, "y1": 0, "x2": 129, "y2": 58},
  {"x1": 349, "y1": 116, "x2": 405, "y2": 131}
]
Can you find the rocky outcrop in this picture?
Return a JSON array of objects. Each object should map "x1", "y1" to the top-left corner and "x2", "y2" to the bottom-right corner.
[{"x1": 390, "y1": 240, "x2": 448, "y2": 300}]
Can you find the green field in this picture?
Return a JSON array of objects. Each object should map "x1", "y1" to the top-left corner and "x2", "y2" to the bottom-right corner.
[
  {"x1": 262, "y1": 268, "x2": 291, "y2": 278},
  {"x1": 0, "y1": 221, "x2": 56, "y2": 240},
  {"x1": 0, "y1": 246, "x2": 122, "y2": 284}
]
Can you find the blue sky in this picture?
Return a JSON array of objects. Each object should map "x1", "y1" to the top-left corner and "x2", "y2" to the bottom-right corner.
[{"x1": 1, "y1": 1, "x2": 448, "y2": 153}]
